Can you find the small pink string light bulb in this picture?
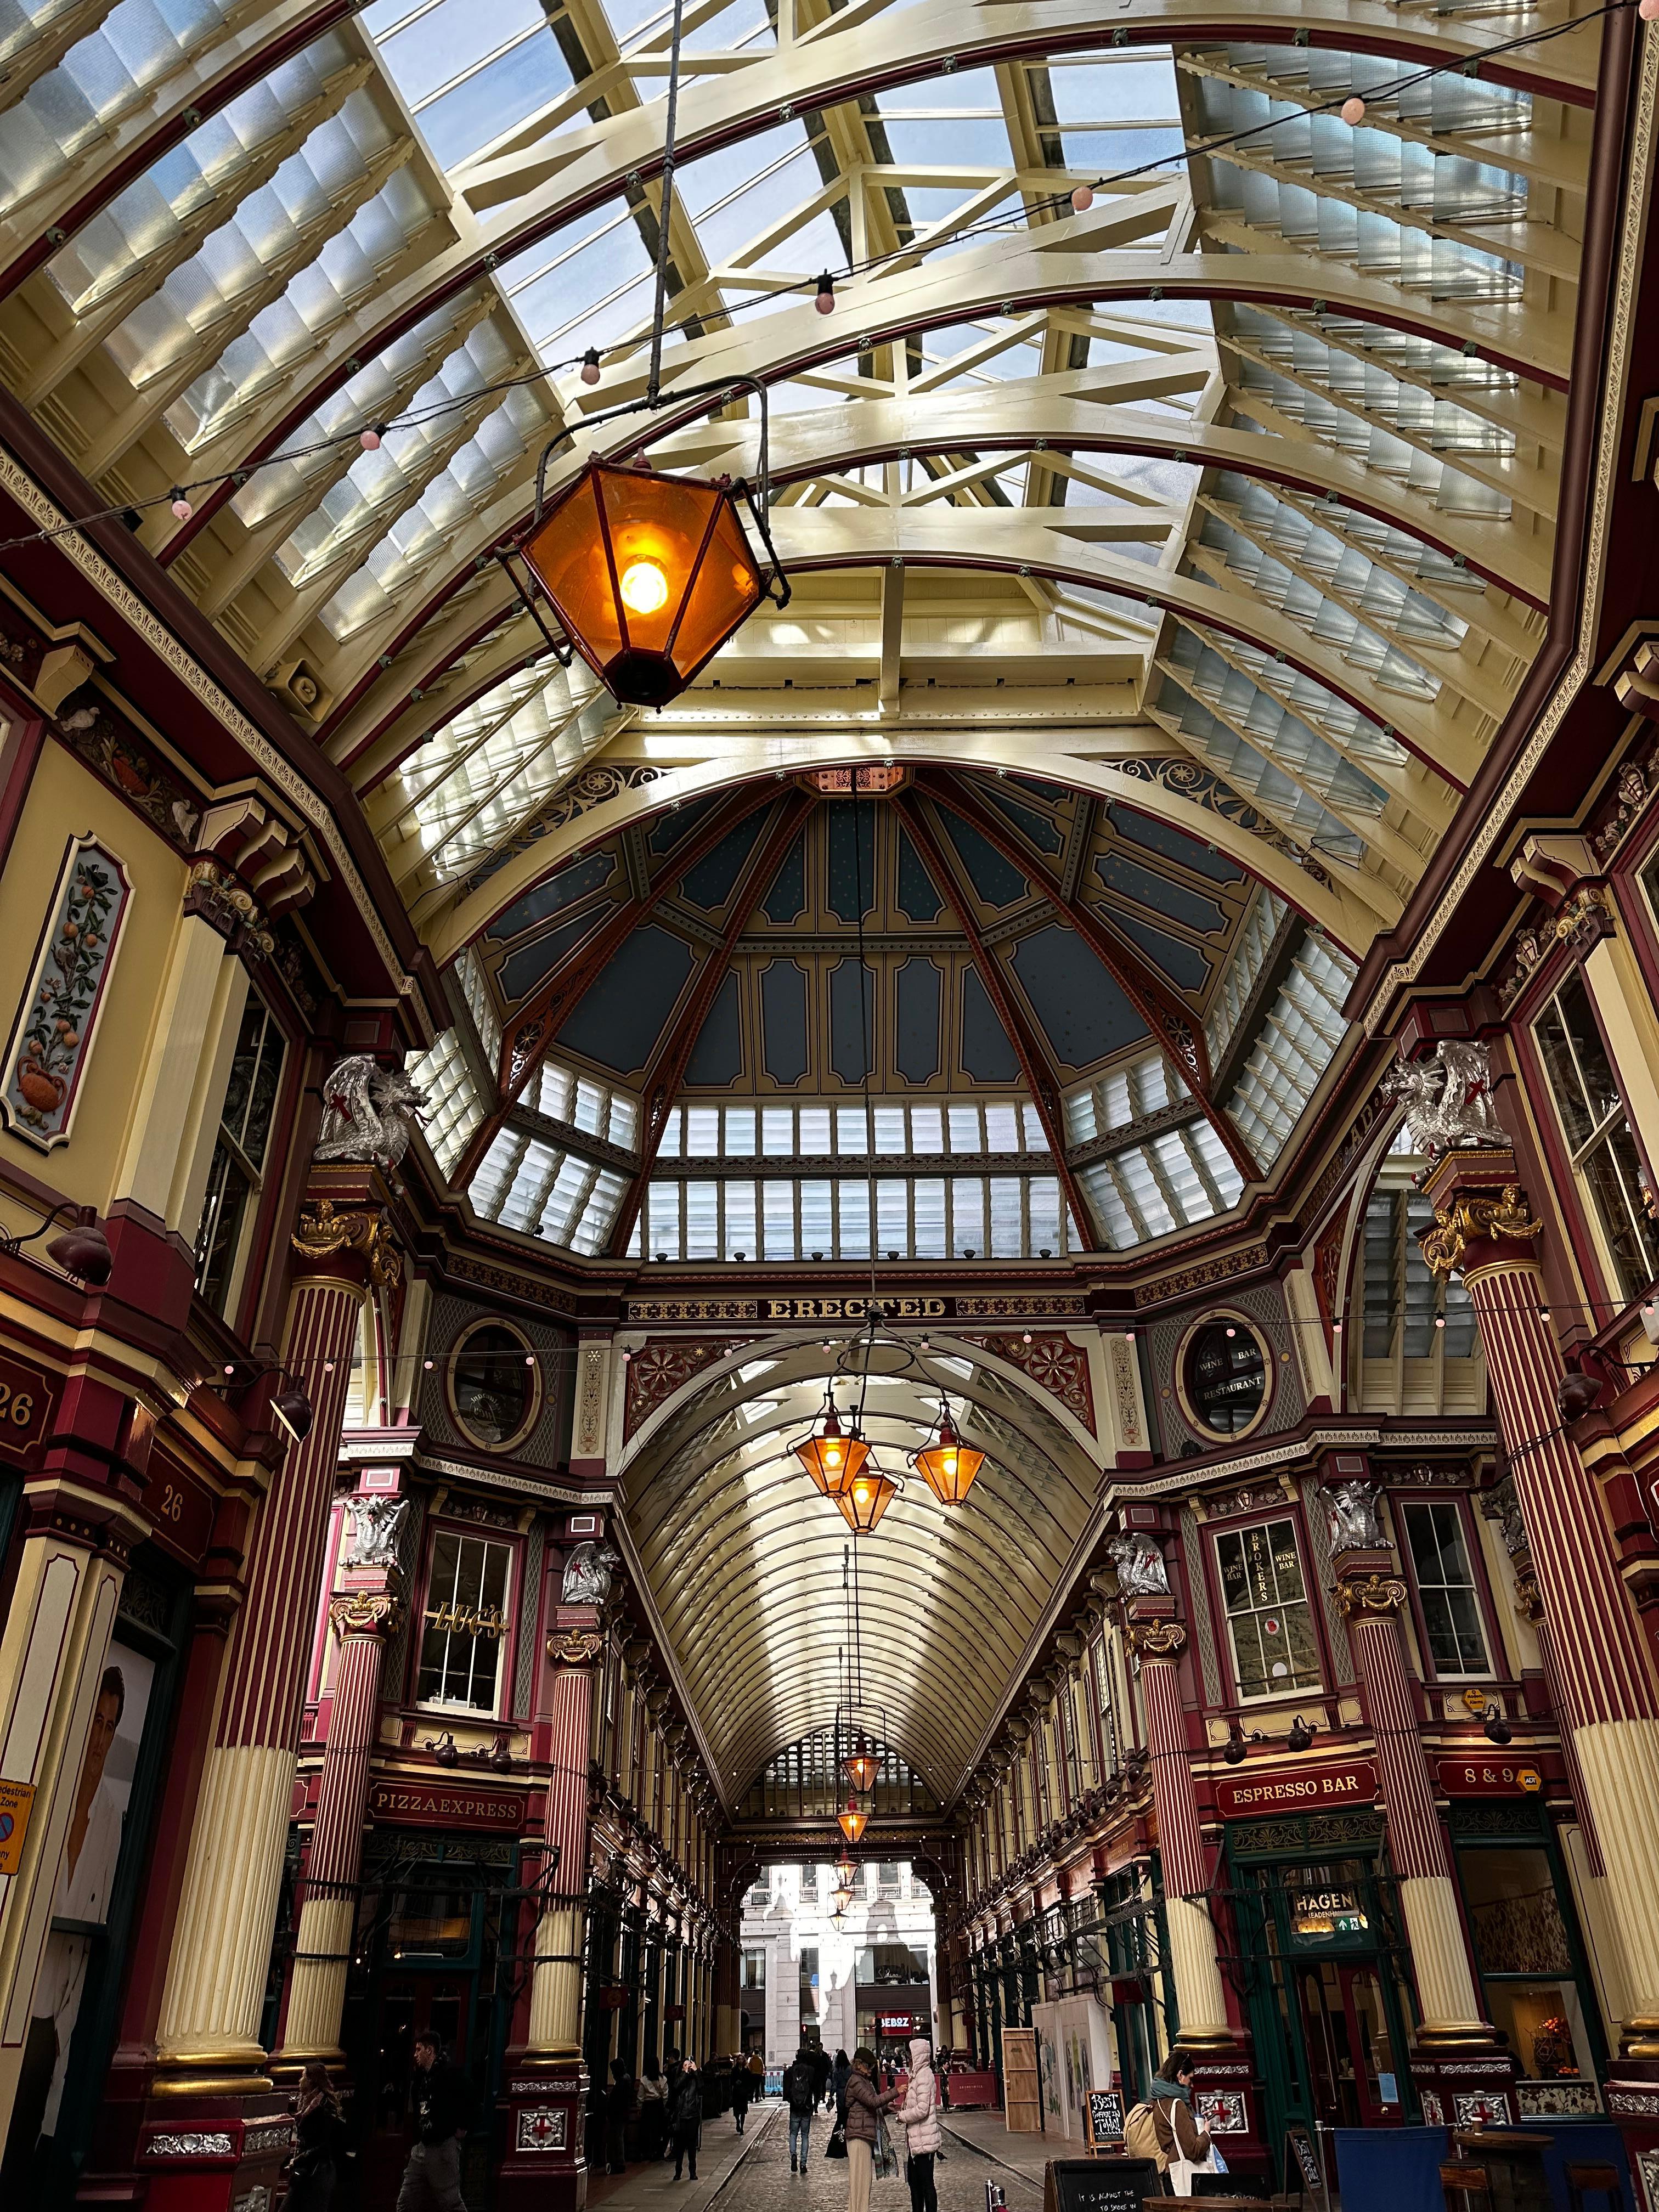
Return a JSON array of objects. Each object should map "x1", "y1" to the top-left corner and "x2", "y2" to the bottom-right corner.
[
  {"x1": 1340, "y1": 95, "x2": 1367, "y2": 123},
  {"x1": 1641, "y1": 0, "x2": 1659, "y2": 22},
  {"x1": 360, "y1": 426, "x2": 382, "y2": 450},
  {"x1": 815, "y1": 272, "x2": 836, "y2": 314},
  {"x1": 169, "y1": 490, "x2": 192, "y2": 521},
  {"x1": 1071, "y1": 184, "x2": 1094, "y2": 212},
  {"x1": 580, "y1": 348, "x2": 602, "y2": 385}
]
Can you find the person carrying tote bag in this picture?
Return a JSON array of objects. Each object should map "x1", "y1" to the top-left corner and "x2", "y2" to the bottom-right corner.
[{"x1": 1144, "y1": 2055, "x2": 1215, "y2": 2197}]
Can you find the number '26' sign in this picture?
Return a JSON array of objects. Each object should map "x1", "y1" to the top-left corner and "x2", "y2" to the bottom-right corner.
[{"x1": 0, "y1": 1352, "x2": 54, "y2": 1463}]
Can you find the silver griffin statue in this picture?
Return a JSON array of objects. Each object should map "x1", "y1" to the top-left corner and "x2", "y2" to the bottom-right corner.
[
  {"x1": 1108, "y1": 1531, "x2": 1170, "y2": 1598},
  {"x1": 1381, "y1": 1040, "x2": 1505, "y2": 1160},
  {"x1": 342, "y1": 1493, "x2": 409, "y2": 1569},
  {"x1": 314, "y1": 1053, "x2": 428, "y2": 1174},
  {"x1": 562, "y1": 1539, "x2": 623, "y2": 1607},
  {"x1": 1324, "y1": 1479, "x2": 1385, "y2": 1553}
]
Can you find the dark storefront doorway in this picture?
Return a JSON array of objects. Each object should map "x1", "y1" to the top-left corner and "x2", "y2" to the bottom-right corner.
[
  {"x1": 1224, "y1": 1817, "x2": 1417, "y2": 2161},
  {"x1": 342, "y1": 1836, "x2": 515, "y2": 2210}
]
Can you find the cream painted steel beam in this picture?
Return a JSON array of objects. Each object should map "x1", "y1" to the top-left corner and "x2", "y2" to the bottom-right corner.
[{"x1": 145, "y1": 0, "x2": 1592, "y2": 563}]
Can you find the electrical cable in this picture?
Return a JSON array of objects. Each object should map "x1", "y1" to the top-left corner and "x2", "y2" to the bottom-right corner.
[{"x1": 0, "y1": 0, "x2": 1626, "y2": 562}]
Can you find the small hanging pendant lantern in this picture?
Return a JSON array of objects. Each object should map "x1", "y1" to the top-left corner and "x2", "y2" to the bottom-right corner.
[
  {"x1": 834, "y1": 1853, "x2": 857, "y2": 1889},
  {"x1": 520, "y1": 458, "x2": 767, "y2": 708},
  {"x1": 793, "y1": 1397, "x2": 868, "y2": 1497},
  {"x1": 836, "y1": 1463, "x2": 898, "y2": 1534},
  {"x1": 911, "y1": 1403, "x2": 984, "y2": 1505},
  {"x1": 837, "y1": 1799, "x2": 868, "y2": 1844},
  {"x1": 842, "y1": 1733, "x2": 880, "y2": 1792},
  {"x1": 833, "y1": 1883, "x2": 855, "y2": 1912}
]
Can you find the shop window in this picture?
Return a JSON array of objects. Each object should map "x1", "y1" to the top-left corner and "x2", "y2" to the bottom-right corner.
[
  {"x1": 388, "y1": 1876, "x2": 477, "y2": 1961},
  {"x1": 742, "y1": 1948, "x2": 766, "y2": 1989},
  {"x1": 1400, "y1": 1501, "x2": 1491, "y2": 1676},
  {"x1": 1535, "y1": 972, "x2": 1659, "y2": 1302},
  {"x1": 194, "y1": 997, "x2": 286, "y2": 1317},
  {"x1": 416, "y1": 1530, "x2": 512, "y2": 1714},
  {"x1": 1216, "y1": 1517, "x2": 1322, "y2": 1701},
  {"x1": 1457, "y1": 1846, "x2": 1596, "y2": 2082},
  {"x1": 447, "y1": 1319, "x2": 540, "y2": 1451}
]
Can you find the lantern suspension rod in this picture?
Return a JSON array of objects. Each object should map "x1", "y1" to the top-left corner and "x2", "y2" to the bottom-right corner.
[{"x1": 648, "y1": 0, "x2": 689, "y2": 408}]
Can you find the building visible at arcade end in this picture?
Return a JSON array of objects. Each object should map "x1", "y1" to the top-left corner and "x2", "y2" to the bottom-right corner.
[{"x1": 9, "y1": 0, "x2": 1659, "y2": 2208}]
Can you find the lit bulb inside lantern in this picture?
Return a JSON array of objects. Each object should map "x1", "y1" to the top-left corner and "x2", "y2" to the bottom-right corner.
[
  {"x1": 854, "y1": 1479, "x2": 872, "y2": 1505},
  {"x1": 940, "y1": 1450, "x2": 957, "y2": 1479},
  {"x1": 620, "y1": 558, "x2": 668, "y2": 614},
  {"x1": 825, "y1": 1443, "x2": 843, "y2": 1466}
]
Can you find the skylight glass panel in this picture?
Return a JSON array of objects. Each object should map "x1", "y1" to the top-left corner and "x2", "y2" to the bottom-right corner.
[
  {"x1": 371, "y1": 0, "x2": 572, "y2": 172},
  {"x1": 405, "y1": 1029, "x2": 483, "y2": 1175}
]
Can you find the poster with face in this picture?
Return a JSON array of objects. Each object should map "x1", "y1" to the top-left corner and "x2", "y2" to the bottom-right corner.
[{"x1": 14, "y1": 1636, "x2": 154, "y2": 2154}]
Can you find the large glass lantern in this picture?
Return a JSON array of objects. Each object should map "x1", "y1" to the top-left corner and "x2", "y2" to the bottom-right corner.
[
  {"x1": 842, "y1": 1733, "x2": 881, "y2": 1792},
  {"x1": 837, "y1": 1799, "x2": 868, "y2": 1844},
  {"x1": 910, "y1": 1407, "x2": 985, "y2": 1505},
  {"x1": 793, "y1": 1402, "x2": 868, "y2": 1497},
  {"x1": 521, "y1": 459, "x2": 765, "y2": 708},
  {"x1": 836, "y1": 1464, "x2": 898, "y2": 1534}
]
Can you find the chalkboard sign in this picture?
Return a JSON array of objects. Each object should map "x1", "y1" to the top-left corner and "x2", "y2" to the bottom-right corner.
[
  {"x1": 1043, "y1": 2154, "x2": 1161, "y2": 2212},
  {"x1": 1284, "y1": 2126, "x2": 1327, "y2": 2211},
  {"x1": 1086, "y1": 2092, "x2": 1125, "y2": 2147}
]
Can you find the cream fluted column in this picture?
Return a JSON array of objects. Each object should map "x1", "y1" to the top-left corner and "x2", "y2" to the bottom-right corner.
[
  {"x1": 154, "y1": 1193, "x2": 379, "y2": 2090},
  {"x1": 1424, "y1": 1154, "x2": 1659, "y2": 2056},
  {"x1": 1127, "y1": 1605, "x2": 1232, "y2": 2047}
]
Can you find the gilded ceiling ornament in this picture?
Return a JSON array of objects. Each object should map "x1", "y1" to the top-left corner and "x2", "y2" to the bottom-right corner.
[
  {"x1": 329, "y1": 1589, "x2": 403, "y2": 1639},
  {"x1": 1419, "y1": 1183, "x2": 1541, "y2": 1279},
  {"x1": 290, "y1": 1196, "x2": 400, "y2": 1288},
  {"x1": 1128, "y1": 1620, "x2": 1186, "y2": 1658},
  {"x1": 1335, "y1": 1573, "x2": 1408, "y2": 1619}
]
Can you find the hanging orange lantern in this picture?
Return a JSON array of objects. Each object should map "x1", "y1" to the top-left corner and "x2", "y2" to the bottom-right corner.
[
  {"x1": 520, "y1": 459, "x2": 766, "y2": 707},
  {"x1": 837, "y1": 1799, "x2": 868, "y2": 1844},
  {"x1": 834, "y1": 1883, "x2": 855, "y2": 1913},
  {"x1": 911, "y1": 1408, "x2": 985, "y2": 1505},
  {"x1": 834, "y1": 1854, "x2": 857, "y2": 1888},
  {"x1": 836, "y1": 1464, "x2": 898, "y2": 1534},
  {"x1": 842, "y1": 1734, "x2": 881, "y2": 1792},
  {"x1": 793, "y1": 1402, "x2": 868, "y2": 1497}
]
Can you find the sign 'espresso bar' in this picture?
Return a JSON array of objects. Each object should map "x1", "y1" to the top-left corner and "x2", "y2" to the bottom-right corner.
[{"x1": 1215, "y1": 1760, "x2": 1378, "y2": 1818}]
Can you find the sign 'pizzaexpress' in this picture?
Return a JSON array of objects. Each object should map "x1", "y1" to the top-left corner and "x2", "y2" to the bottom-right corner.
[{"x1": 1215, "y1": 1760, "x2": 1379, "y2": 1819}]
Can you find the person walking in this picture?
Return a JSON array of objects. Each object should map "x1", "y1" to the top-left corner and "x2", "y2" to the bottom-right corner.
[
  {"x1": 669, "y1": 2058, "x2": 703, "y2": 2181},
  {"x1": 1126, "y1": 2054, "x2": 1214, "y2": 2196},
  {"x1": 396, "y1": 2031, "x2": 471, "y2": 2212},
  {"x1": 833, "y1": 2047, "x2": 851, "y2": 2120},
  {"x1": 843, "y1": 2047, "x2": 899, "y2": 2212},
  {"x1": 730, "y1": 2050, "x2": 752, "y2": 2134},
  {"x1": 286, "y1": 2061, "x2": 345, "y2": 2212},
  {"x1": 784, "y1": 2044, "x2": 817, "y2": 2172},
  {"x1": 895, "y1": 2038, "x2": 941, "y2": 2212},
  {"x1": 812, "y1": 2042, "x2": 832, "y2": 2112}
]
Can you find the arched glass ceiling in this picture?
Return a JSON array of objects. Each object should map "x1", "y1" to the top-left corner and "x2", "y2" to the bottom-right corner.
[
  {"x1": 0, "y1": 0, "x2": 1590, "y2": 988},
  {"x1": 620, "y1": 1338, "x2": 1103, "y2": 1800}
]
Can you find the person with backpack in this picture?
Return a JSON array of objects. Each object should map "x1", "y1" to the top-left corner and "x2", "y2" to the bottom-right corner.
[
  {"x1": 894, "y1": 2036, "x2": 941, "y2": 2212},
  {"x1": 1123, "y1": 2054, "x2": 1214, "y2": 2196},
  {"x1": 396, "y1": 2030, "x2": 472, "y2": 2211},
  {"x1": 784, "y1": 2044, "x2": 818, "y2": 2171}
]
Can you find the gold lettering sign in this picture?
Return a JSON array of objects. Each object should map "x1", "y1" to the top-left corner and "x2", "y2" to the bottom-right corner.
[
  {"x1": 424, "y1": 1602, "x2": 506, "y2": 1640},
  {"x1": 762, "y1": 1296, "x2": 949, "y2": 1320}
]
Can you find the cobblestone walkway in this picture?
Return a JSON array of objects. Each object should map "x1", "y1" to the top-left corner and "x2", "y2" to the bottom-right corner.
[{"x1": 712, "y1": 2100, "x2": 1046, "y2": 2212}]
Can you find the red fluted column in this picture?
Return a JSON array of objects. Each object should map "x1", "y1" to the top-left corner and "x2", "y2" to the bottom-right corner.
[
  {"x1": 1328, "y1": 1489, "x2": 1506, "y2": 2121},
  {"x1": 498, "y1": 1585, "x2": 602, "y2": 2212},
  {"x1": 1423, "y1": 1155, "x2": 1659, "y2": 2068},
  {"x1": 277, "y1": 1499, "x2": 405, "y2": 2066}
]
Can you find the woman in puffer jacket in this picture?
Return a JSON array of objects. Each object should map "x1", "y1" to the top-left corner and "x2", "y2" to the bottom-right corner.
[
  {"x1": 844, "y1": 2049, "x2": 900, "y2": 2212},
  {"x1": 895, "y1": 2038, "x2": 941, "y2": 2212}
]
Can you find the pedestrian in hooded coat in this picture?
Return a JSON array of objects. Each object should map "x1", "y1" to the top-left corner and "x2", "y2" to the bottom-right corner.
[
  {"x1": 843, "y1": 2048, "x2": 900, "y2": 2212},
  {"x1": 895, "y1": 2038, "x2": 941, "y2": 2212}
]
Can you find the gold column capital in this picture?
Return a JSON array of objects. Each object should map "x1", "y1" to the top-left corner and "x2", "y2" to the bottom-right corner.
[
  {"x1": 1419, "y1": 1180, "x2": 1542, "y2": 1280},
  {"x1": 1127, "y1": 1618, "x2": 1187, "y2": 1658},
  {"x1": 328, "y1": 1588, "x2": 403, "y2": 1639},
  {"x1": 291, "y1": 1194, "x2": 399, "y2": 1288},
  {"x1": 1336, "y1": 1571, "x2": 1409, "y2": 1619}
]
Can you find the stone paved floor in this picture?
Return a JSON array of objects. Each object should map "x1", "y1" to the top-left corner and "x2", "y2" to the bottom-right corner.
[{"x1": 591, "y1": 2096, "x2": 1047, "y2": 2212}]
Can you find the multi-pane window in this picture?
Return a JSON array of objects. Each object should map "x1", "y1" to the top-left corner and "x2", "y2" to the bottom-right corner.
[
  {"x1": 1215, "y1": 1517, "x2": 1322, "y2": 1701},
  {"x1": 469, "y1": 1126, "x2": 628, "y2": 1254},
  {"x1": 631, "y1": 1172, "x2": 1078, "y2": 1260},
  {"x1": 195, "y1": 997, "x2": 286, "y2": 1316},
  {"x1": 1401, "y1": 1500, "x2": 1491, "y2": 1676},
  {"x1": 405, "y1": 1028, "x2": 484, "y2": 1175},
  {"x1": 1224, "y1": 933, "x2": 1357, "y2": 1169},
  {"x1": 417, "y1": 1531, "x2": 512, "y2": 1713},
  {"x1": 1077, "y1": 1121, "x2": 1244, "y2": 1249},
  {"x1": 656, "y1": 1098, "x2": 1047, "y2": 1157},
  {"x1": 742, "y1": 1949, "x2": 766, "y2": 1989},
  {"x1": 1535, "y1": 973, "x2": 1659, "y2": 1301},
  {"x1": 1065, "y1": 1048, "x2": 1188, "y2": 1144}
]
